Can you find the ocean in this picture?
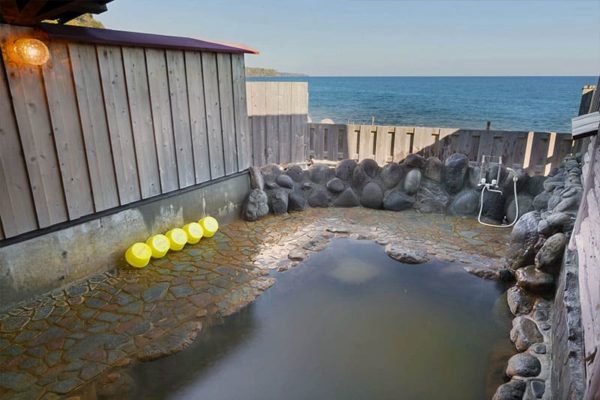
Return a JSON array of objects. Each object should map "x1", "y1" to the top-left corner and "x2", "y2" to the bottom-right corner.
[{"x1": 248, "y1": 76, "x2": 596, "y2": 133}]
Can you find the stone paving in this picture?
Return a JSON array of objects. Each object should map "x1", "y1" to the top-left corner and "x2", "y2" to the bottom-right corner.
[{"x1": 0, "y1": 208, "x2": 510, "y2": 399}]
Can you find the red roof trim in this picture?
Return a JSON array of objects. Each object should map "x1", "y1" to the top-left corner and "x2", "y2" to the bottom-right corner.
[{"x1": 38, "y1": 24, "x2": 258, "y2": 54}]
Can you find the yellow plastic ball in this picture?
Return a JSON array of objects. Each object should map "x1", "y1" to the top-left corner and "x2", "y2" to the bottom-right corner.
[
  {"x1": 183, "y1": 222, "x2": 204, "y2": 244},
  {"x1": 199, "y1": 216, "x2": 219, "y2": 238},
  {"x1": 166, "y1": 228, "x2": 187, "y2": 251},
  {"x1": 125, "y1": 243, "x2": 152, "y2": 268},
  {"x1": 146, "y1": 234, "x2": 170, "y2": 258}
]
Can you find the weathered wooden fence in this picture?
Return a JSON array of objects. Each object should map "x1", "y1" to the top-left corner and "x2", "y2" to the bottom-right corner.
[
  {"x1": 308, "y1": 123, "x2": 573, "y2": 175},
  {"x1": 0, "y1": 23, "x2": 250, "y2": 240},
  {"x1": 246, "y1": 81, "x2": 308, "y2": 165}
]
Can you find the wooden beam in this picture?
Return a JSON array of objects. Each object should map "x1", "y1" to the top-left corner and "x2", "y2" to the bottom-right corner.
[
  {"x1": 17, "y1": 0, "x2": 48, "y2": 23},
  {"x1": 0, "y1": 0, "x2": 20, "y2": 23}
]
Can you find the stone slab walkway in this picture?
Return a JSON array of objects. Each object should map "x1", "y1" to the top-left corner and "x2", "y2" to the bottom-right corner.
[{"x1": 0, "y1": 208, "x2": 510, "y2": 399}]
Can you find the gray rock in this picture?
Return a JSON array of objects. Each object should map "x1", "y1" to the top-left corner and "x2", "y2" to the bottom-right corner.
[
  {"x1": 510, "y1": 316, "x2": 543, "y2": 351},
  {"x1": 288, "y1": 191, "x2": 307, "y2": 212},
  {"x1": 487, "y1": 165, "x2": 509, "y2": 187},
  {"x1": 260, "y1": 164, "x2": 282, "y2": 184},
  {"x1": 326, "y1": 177, "x2": 346, "y2": 193},
  {"x1": 507, "y1": 286, "x2": 534, "y2": 316},
  {"x1": 335, "y1": 159, "x2": 358, "y2": 181},
  {"x1": 360, "y1": 182, "x2": 384, "y2": 209},
  {"x1": 285, "y1": 165, "x2": 305, "y2": 182},
  {"x1": 383, "y1": 190, "x2": 414, "y2": 211},
  {"x1": 403, "y1": 154, "x2": 426, "y2": 169},
  {"x1": 537, "y1": 212, "x2": 573, "y2": 236},
  {"x1": 464, "y1": 266, "x2": 513, "y2": 281},
  {"x1": 506, "y1": 194, "x2": 534, "y2": 223},
  {"x1": 443, "y1": 153, "x2": 469, "y2": 194},
  {"x1": 506, "y1": 211, "x2": 541, "y2": 270},
  {"x1": 503, "y1": 168, "x2": 530, "y2": 193},
  {"x1": 352, "y1": 165, "x2": 369, "y2": 189},
  {"x1": 553, "y1": 195, "x2": 580, "y2": 213},
  {"x1": 530, "y1": 380, "x2": 545, "y2": 399},
  {"x1": 449, "y1": 189, "x2": 480, "y2": 216},
  {"x1": 532, "y1": 191, "x2": 551, "y2": 210},
  {"x1": 424, "y1": 157, "x2": 443, "y2": 182},
  {"x1": 527, "y1": 175, "x2": 546, "y2": 196},
  {"x1": 359, "y1": 158, "x2": 380, "y2": 178},
  {"x1": 403, "y1": 169, "x2": 422, "y2": 195},
  {"x1": 242, "y1": 189, "x2": 269, "y2": 221},
  {"x1": 249, "y1": 166, "x2": 264, "y2": 190},
  {"x1": 515, "y1": 265, "x2": 554, "y2": 294},
  {"x1": 535, "y1": 232, "x2": 566, "y2": 274},
  {"x1": 385, "y1": 243, "x2": 429, "y2": 264},
  {"x1": 492, "y1": 379, "x2": 526, "y2": 400},
  {"x1": 333, "y1": 188, "x2": 360, "y2": 207},
  {"x1": 547, "y1": 193, "x2": 562, "y2": 210},
  {"x1": 308, "y1": 186, "x2": 330, "y2": 207},
  {"x1": 481, "y1": 189, "x2": 506, "y2": 223},
  {"x1": 309, "y1": 163, "x2": 334, "y2": 184},
  {"x1": 544, "y1": 179, "x2": 564, "y2": 192},
  {"x1": 139, "y1": 321, "x2": 202, "y2": 362},
  {"x1": 530, "y1": 343, "x2": 546, "y2": 354},
  {"x1": 467, "y1": 166, "x2": 482, "y2": 188},
  {"x1": 301, "y1": 182, "x2": 312, "y2": 191},
  {"x1": 276, "y1": 174, "x2": 294, "y2": 189},
  {"x1": 506, "y1": 353, "x2": 541, "y2": 377},
  {"x1": 415, "y1": 179, "x2": 450, "y2": 213},
  {"x1": 268, "y1": 188, "x2": 289, "y2": 215},
  {"x1": 381, "y1": 163, "x2": 404, "y2": 188}
]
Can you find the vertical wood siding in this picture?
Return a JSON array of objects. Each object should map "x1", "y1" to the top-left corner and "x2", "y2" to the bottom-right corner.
[{"x1": 0, "y1": 24, "x2": 250, "y2": 240}]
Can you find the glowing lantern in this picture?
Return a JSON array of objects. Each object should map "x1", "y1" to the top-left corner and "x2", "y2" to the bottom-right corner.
[{"x1": 8, "y1": 38, "x2": 50, "y2": 66}]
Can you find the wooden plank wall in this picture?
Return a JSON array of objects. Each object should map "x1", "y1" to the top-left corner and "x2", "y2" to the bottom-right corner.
[
  {"x1": 308, "y1": 123, "x2": 572, "y2": 175},
  {"x1": 0, "y1": 23, "x2": 250, "y2": 240},
  {"x1": 246, "y1": 81, "x2": 308, "y2": 166},
  {"x1": 573, "y1": 134, "x2": 600, "y2": 399}
]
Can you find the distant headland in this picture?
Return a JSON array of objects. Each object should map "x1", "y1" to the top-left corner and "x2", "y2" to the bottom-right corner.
[{"x1": 245, "y1": 67, "x2": 307, "y2": 77}]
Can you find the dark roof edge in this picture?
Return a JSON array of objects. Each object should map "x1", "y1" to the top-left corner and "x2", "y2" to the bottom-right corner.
[{"x1": 37, "y1": 23, "x2": 258, "y2": 54}]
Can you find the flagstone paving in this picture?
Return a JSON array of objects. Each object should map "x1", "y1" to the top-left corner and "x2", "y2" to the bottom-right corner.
[{"x1": 0, "y1": 208, "x2": 510, "y2": 399}]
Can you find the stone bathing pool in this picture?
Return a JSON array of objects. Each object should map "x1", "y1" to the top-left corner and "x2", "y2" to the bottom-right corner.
[
  {"x1": 125, "y1": 238, "x2": 513, "y2": 400},
  {"x1": 0, "y1": 208, "x2": 513, "y2": 399}
]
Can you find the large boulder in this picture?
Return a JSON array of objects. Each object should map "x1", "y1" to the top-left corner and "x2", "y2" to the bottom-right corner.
[
  {"x1": 515, "y1": 265, "x2": 554, "y2": 294},
  {"x1": 415, "y1": 179, "x2": 450, "y2": 213},
  {"x1": 288, "y1": 191, "x2": 307, "y2": 212},
  {"x1": 361, "y1": 182, "x2": 384, "y2": 209},
  {"x1": 275, "y1": 174, "x2": 294, "y2": 189},
  {"x1": 492, "y1": 379, "x2": 526, "y2": 400},
  {"x1": 532, "y1": 191, "x2": 551, "y2": 210},
  {"x1": 535, "y1": 232, "x2": 566, "y2": 274},
  {"x1": 308, "y1": 186, "x2": 330, "y2": 207},
  {"x1": 467, "y1": 166, "x2": 482, "y2": 188},
  {"x1": 502, "y1": 168, "x2": 530, "y2": 193},
  {"x1": 443, "y1": 153, "x2": 469, "y2": 194},
  {"x1": 505, "y1": 194, "x2": 534, "y2": 224},
  {"x1": 403, "y1": 154, "x2": 426, "y2": 169},
  {"x1": 249, "y1": 166, "x2": 265, "y2": 190},
  {"x1": 309, "y1": 164, "x2": 334, "y2": 184},
  {"x1": 507, "y1": 286, "x2": 534, "y2": 316},
  {"x1": 448, "y1": 189, "x2": 480, "y2": 216},
  {"x1": 335, "y1": 159, "x2": 357, "y2": 181},
  {"x1": 527, "y1": 175, "x2": 547, "y2": 196},
  {"x1": 359, "y1": 158, "x2": 380, "y2": 178},
  {"x1": 506, "y1": 353, "x2": 541, "y2": 378},
  {"x1": 506, "y1": 211, "x2": 541, "y2": 270},
  {"x1": 537, "y1": 212, "x2": 573, "y2": 236},
  {"x1": 333, "y1": 188, "x2": 360, "y2": 207},
  {"x1": 268, "y1": 189, "x2": 289, "y2": 215},
  {"x1": 326, "y1": 177, "x2": 346, "y2": 193},
  {"x1": 285, "y1": 165, "x2": 305, "y2": 182},
  {"x1": 260, "y1": 164, "x2": 282, "y2": 184},
  {"x1": 510, "y1": 316, "x2": 543, "y2": 351},
  {"x1": 403, "y1": 169, "x2": 422, "y2": 195},
  {"x1": 424, "y1": 157, "x2": 443, "y2": 182},
  {"x1": 380, "y1": 163, "x2": 404, "y2": 188},
  {"x1": 352, "y1": 165, "x2": 370, "y2": 190},
  {"x1": 385, "y1": 243, "x2": 429, "y2": 264},
  {"x1": 480, "y1": 190, "x2": 506, "y2": 223},
  {"x1": 383, "y1": 190, "x2": 415, "y2": 211},
  {"x1": 242, "y1": 189, "x2": 269, "y2": 221}
]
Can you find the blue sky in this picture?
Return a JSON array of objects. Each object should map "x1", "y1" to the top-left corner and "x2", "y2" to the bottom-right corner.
[{"x1": 100, "y1": 0, "x2": 600, "y2": 76}]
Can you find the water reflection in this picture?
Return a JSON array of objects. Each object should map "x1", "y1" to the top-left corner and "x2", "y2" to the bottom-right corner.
[{"x1": 123, "y1": 239, "x2": 513, "y2": 400}]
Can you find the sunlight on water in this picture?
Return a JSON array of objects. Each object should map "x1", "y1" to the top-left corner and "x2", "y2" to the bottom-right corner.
[{"x1": 124, "y1": 239, "x2": 514, "y2": 400}]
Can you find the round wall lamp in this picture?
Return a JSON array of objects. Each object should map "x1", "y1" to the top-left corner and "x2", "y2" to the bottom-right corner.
[{"x1": 6, "y1": 38, "x2": 50, "y2": 66}]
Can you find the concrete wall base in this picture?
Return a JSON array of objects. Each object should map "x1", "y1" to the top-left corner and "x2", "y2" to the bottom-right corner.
[{"x1": 0, "y1": 173, "x2": 250, "y2": 309}]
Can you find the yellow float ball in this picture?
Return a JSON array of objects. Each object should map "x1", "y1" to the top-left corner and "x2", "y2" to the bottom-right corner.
[
  {"x1": 198, "y1": 216, "x2": 219, "y2": 238},
  {"x1": 146, "y1": 234, "x2": 170, "y2": 258},
  {"x1": 166, "y1": 228, "x2": 187, "y2": 251},
  {"x1": 183, "y1": 222, "x2": 204, "y2": 244},
  {"x1": 125, "y1": 243, "x2": 152, "y2": 268}
]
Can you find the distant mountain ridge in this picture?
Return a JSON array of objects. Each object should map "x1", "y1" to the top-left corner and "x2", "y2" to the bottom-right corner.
[{"x1": 246, "y1": 67, "x2": 307, "y2": 77}]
